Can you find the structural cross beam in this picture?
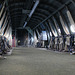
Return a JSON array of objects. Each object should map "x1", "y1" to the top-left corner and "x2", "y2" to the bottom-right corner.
[{"x1": 33, "y1": 0, "x2": 71, "y2": 30}]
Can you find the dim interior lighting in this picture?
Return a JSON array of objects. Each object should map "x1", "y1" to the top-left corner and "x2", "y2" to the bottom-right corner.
[
  {"x1": 18, "y1": 40, "x2": 20, "y2": 43},
  {"x1": 70, "y1": 25, "x2": 75, "y2": 33}
]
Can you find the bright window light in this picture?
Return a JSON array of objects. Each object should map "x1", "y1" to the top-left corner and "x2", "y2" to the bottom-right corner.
[
  {"x1": 70, "y1": 25, "x2": 75, "y2": 33},
  {"x1": 42, "y1": 31, "x2": 47, "y2": 40}
]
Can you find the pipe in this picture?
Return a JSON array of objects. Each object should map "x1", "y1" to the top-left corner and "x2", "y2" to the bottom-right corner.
[
  {"x1": 23, "y1": 0, "x2": 39, "y2": 27},
  {"x1": 29, "y1": 0, "x2": 39, "y2": 18}
]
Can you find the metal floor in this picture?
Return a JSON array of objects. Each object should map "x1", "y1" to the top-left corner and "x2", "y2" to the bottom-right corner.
[{"x1": 0, "y1": 47, "x2": 75, "y2": 75}]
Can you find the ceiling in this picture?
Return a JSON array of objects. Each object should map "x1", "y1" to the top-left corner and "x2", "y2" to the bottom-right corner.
[
  {"x1": 4, "y1": 0, "x2": 70, "y2": 29},
  {"x1": 0, "y1": 0, "x2": 75, "y2": 35}
]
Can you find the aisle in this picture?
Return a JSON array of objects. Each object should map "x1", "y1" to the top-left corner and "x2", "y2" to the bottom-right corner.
[{"x1": 0, "y1": 47, "x2": 75, "y2": 75}]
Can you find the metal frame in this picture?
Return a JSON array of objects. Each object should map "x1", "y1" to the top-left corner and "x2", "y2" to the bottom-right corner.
[{"x1": 33, "y1": 0, "x2": 71, "y2": 29}]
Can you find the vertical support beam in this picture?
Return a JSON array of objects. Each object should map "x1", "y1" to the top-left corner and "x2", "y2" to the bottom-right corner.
[
  {"x1": 66, "y1": 9, "x2": 75, "y2": 25},
  {"x1": 28, "y1": 32, "x2": 29, "y2": 47},
  {"x1": 58, "y1": 12, "x2": 70, "y2": 35},
  {"x1": 52, "y1": 16, "x2": 61, "y2": 36},
  {"x1": 15, "y1": 28, "x2": 17, "y2": 47},
  {"x1": 48, "y1": 20, "x2": 55, "y2": 37},
  {"x1": 4, "y1": 23, "x2": 10, "y2": 37},
  {"x1": 1, "y1": 16, "x2": 8, "y2": 34},
  {"x1": 5, "y1": 0, "x2": 12, "y2": 25},
  {"x1": 10, "y1": 26, "x2": 12, "y2": 46},
  {"x1": 48, "y1": 19, "x2": 58, "y2": 37},
  {"x1": 36, "y1": 29, "x2": 40, "y2": 40},
  {"x1": 65, "y1": 7, "x2": 75, "y2": 33},
  {"x1": 0, "y1": 11, "x2": 6, "y2": 28},
  {"x1": 44, "y1": 22, "x2": 51, "y2": 43},
  {"x1": 33, "y1": 30, "x2": 38, "y2": 47},
  {"x1": 0, "y1": 2, "x2": 5, "y2": 18},
  {"x1": 36, "y1": 29, "x2": 40, "y2": 36},
  {"x1": 9, "y1": 26, "x2": 12, "y2": 46}
]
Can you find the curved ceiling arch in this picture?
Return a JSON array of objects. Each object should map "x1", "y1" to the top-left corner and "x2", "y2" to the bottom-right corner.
[
  {"x1": 38, "y1": 3, "x2": 56, "y2": 11},
  {"x1": 2, "y1": 0, "x2": 72, "y2": 33},
  {"x1": 29, "y1": 16, "x2": 50, "y2": 33},
  {"x1": 10, "y1": 12, "x2": 22, "y2": 16},
  {"x1": 8, "y1": 2, "x2": 25, "y2": 7},
  {"x1": 9, "y1": 8, "x2": 22, "y2": 12},
  {"x1": 9, "y1": 7, "x2": 51, "y2": 16},
  {"x1": 30, "y1": 15, "x2": 58, "y2": 36},
  {"x1": 31, "y1": 13, "x2": 55, "y2": 31},
  {"x1": 12, "y1": 15, "x2": 21, "y2": 18},
  {"x1": 35, "y1": 8, "x2": 50, "y2": 16},
  {"x1": 39, "y1": 2, "x2": 59, "y2": 9},
  {"x1": 27, "y1": 19, "x2": 43, "y2": 32}
]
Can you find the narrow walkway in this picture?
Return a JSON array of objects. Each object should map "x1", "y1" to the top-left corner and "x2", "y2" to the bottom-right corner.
[{"x1": 0, "y1": 47, "x2": 75, "y2": 75}]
